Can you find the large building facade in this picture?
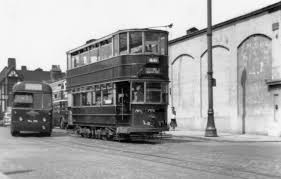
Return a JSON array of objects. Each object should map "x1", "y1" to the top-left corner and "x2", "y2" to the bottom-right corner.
[
  {"x1": 0, "y1": 58, "x2": 64, "y2": 118},
  {"x1": 169, "y1": 2, "x2": 281, "y2": 136}
]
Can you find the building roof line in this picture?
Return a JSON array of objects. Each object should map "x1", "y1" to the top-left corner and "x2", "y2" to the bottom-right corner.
[{"x1": 169, "y1": 1, "x2": 281, "y2": 45}]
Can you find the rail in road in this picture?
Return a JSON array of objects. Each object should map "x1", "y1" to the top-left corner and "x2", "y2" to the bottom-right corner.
[{"x1": 17, "y1": 131, "x2": 281, "y2": 179}]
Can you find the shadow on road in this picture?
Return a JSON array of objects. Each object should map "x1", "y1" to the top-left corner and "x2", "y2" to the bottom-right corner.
[
  {"x1": 13, "y1": 129, "x2": 68, "y2": 138},
  {"x1": 3, "y1": 169, "x2": 34, "y2": 176}
]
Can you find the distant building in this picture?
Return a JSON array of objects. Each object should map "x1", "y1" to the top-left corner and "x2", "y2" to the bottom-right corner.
[
  {"x1": 0, "y1": 58, "x2": 65, "y2": 116},
  {"x1": 168, "y1": 2, "x2": 281, "y2": 136}
]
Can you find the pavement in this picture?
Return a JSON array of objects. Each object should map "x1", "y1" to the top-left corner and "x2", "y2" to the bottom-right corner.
[{"x1": 166, "y1": 129, "x2": 281, "y2": 142}]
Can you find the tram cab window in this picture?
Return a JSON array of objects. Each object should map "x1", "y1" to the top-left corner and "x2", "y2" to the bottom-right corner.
[
  {"x1": 144, "y1": 32, "x2": 167, "y2": 55},
  {"x1": 146, "y1": 83, "x2": 161, "y2": 103},
  {"x1": 159, "y1": 34, "x2": 167, "y2": 55},
  {"x1": 145, "y1": 32, "x2": 159, "y2": 53},
  {"x1": 132, "y1": 82, "x2": 144, "y2": 103},
  {"x1": 119, "y1": 33, "x2": 128, "y2": 55},
  {"x1": 129, "y1": 32, "x2": 142, "y2": 53}
]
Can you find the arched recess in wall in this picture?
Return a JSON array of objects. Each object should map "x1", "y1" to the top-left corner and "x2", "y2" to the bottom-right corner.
[
  {"x1": 237, "y1": 34, "x2": 272, "y2": 134},
  {"x1": 200, "y1": 45, "x2": 230, "y2": 117},
  {"x1": 171, "y1": 53, "x2": 200, "y2": 118}
]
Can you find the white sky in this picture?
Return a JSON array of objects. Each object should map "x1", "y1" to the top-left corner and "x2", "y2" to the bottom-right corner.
[{"x1": 0, "y1": 0, "x2": 280, "y2": 72}]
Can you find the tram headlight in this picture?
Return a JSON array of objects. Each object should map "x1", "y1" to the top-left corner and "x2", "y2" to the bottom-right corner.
[
  {"x1": 19, "y1": 116, "x2": 23, "y2": 122},
  {"x1": 42, "y1": 118, "x2": 47, "y2": 122}
]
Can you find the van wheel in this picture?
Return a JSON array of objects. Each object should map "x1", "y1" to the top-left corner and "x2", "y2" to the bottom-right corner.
[{"x1": 11, "y1": 130, "x2": 19, "y2": 136}]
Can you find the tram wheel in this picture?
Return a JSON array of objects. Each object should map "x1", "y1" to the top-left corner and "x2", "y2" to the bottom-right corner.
[{"x1": 45, "y1": 132, "x2": 51, "y2": 137}]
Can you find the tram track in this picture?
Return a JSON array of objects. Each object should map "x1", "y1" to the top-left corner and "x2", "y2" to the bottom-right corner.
[{"x1": 23, "y1": 134, "x2": 281, "y2": 179}]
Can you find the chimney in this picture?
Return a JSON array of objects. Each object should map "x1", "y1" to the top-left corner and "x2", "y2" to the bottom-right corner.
[
  {"x1": 35, "y1": 68, "x2": 43, "y2": 71},
  {"x1": 186, "y1": 27, "x2": 199, "y2": 35},
  {"x1": 21, "y1": 66, "x2": 27, "y2": 71},
  {"x1": 86, "y1": 39, "x2": 96, "y2": 44},
  {"x1": 50, "y1": 65, "x2": 62, "y2": 81},
  {"x1": 8, "y1": 58, "x2": 16, "y2": 68}
]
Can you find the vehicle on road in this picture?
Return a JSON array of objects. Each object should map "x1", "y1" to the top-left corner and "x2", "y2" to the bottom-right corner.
[
  {"x1": 66, "y1": 28, "x2": 169, "y2": 140},
  {"x1": 49, "y1": 79, "x2": 71, "y2": 129},
  {"x1": 10, "y1": 81, "x2": 53, "y2": 136}
]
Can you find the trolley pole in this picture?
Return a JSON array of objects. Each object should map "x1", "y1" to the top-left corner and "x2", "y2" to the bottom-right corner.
[{"x1": 205, "y1": 0, "x2": 217, "y2": 137}]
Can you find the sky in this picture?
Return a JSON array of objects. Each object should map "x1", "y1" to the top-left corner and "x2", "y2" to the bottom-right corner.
[{"x1": 0, "y1": 0, "x2": 280, "y2": 72}]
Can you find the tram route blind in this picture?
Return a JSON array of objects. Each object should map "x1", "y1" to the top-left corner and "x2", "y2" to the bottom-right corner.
[{"x1": 25, "y1": 84, "x2": 43, "y2": 91}]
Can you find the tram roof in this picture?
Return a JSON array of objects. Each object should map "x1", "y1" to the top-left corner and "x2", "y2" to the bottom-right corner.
[
  {"x1": 13, "y1": 81, "x2": 52, "y2": 93},
  {"x1": 67, "y1": 28, "x2": 168, "y2": 54}
]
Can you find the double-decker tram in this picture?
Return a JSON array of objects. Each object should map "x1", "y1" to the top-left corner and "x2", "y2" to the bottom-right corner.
[
  {"x1": 10, "y1": 82, "x2": 53, "y2": 136},
  {"x1": 66, "y1": 29, "x2": 169, "y2": 140}
]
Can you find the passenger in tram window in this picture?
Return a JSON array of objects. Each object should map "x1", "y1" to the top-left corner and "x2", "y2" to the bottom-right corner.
[
  {"x1": 145, "y1": 44, "x2": 152, "y2": 52},
  {"x1": 132, "y1": 84, "x2": 144, "y2": 102},
  {"x1": 96, "y1": 96, "x2": 101, "y2": 105}
]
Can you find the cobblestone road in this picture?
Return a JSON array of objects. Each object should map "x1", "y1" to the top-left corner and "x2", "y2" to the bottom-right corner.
[{"x1": 0, "y1": 127, "x2": 281, "y2": 179}]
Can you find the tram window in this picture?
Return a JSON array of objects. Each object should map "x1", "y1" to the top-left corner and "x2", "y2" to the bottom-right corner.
[
  {"x1": 81, "y1": 92, "x2": 87, "y2": 106},
  {"x1": 102, "y1": 83, "x2": 113, "y2": 105},
  {"x1": 129, "y1": 32, "x2": 142, "y2": 54},
  {"x1": 95, "y1": 85, "x2": 101, "y2": 105},
  {"x1": 91, "y1": 91, "x2": 96, "y2": 105},
  {"x1": 78, "y1": 55, "x2": 84, "y2": 66},
  {"x1": 73, "y1": 93, "x2": 81, "y2": 106},
  {"x1": 113, "y1": 35, "x2": 119, "y2": 56},
  {"x1": 162, "y1": 83, "x2": 169, "y2": 104},
  {"x1": 90, "y1": 48, "x2": 98, "y2": 63},
  {"x1": 83, "y1": 54, "x2": 88, "y2": 65},
  {"x1": 119, "y1": 33, "x2": 128, "y2": 55},
  {"x1": 146, "y1": 83, "x2": 161, "y2": 103},
  {"x1": 71, "y1": 56, "x2": 75, "y2": 69},
  {"x1": 72, "y1": 55, "x2": 79, "y2": 68},
  {"x1": 145, "y1": 32, "x2": 159, "y2": 54},
  {"x1": 132, "y1": 82, "x2": 144, "y2": 103},
  {"x1": 100, "y1": 39, "x2": 112, "y2": 60},
  {"x1": 86, "y1": 92, "x2": 92, "y2": 105}
]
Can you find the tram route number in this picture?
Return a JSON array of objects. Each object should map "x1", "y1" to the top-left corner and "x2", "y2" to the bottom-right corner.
[{"x1": 27, "y1": 119, "x2": 38, "y2": 123}]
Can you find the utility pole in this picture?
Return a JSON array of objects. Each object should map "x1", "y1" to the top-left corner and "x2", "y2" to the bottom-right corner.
[{"x1": 205, "y1": 0, "x2": 218, "y2": 137}]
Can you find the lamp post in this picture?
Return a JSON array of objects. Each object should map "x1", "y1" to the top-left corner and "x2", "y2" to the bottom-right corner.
[{"x1": 205, "y1": 0, "x2": 218, "y2": 137}]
